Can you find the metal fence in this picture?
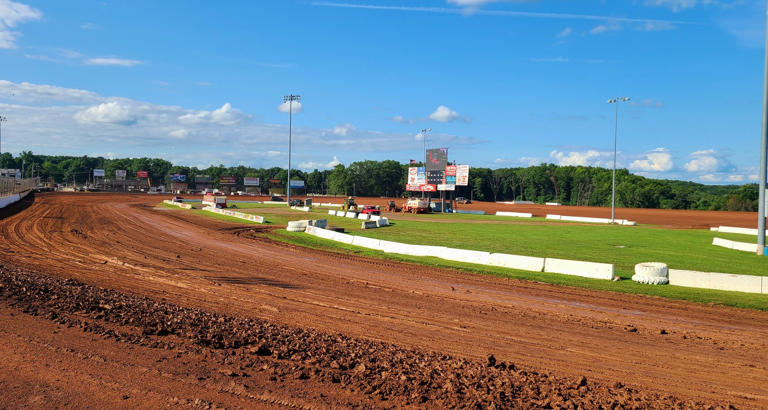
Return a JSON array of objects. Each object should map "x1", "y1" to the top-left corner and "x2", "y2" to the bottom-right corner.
[{"x1": 0, "y1": 177, "x2": 39, "y2": 197}]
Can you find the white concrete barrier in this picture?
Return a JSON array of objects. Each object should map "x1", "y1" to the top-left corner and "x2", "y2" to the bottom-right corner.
[
  {"x1": 362, "y1": 220, "x2": 378, "y2": 229},
  {"x1": 332, "y1": 232, "x2": 354, "y2": 244},
  {"x1": 488, "y1": 253, "x2": 545, "y2": 272},
  {"x1": 202, "y1": 207, "x2": 264, "y2": 223},
  {"x1": 544, "y1": 258, "x2": 614, "y2": 280},
  {"x1": 328, "y1": 210, "x2": 336, "y2": 216},
  {"x1": 545, "y1": 214, "x2": 561, "y2": 221},
  {"x1": 308, "y1": 219, "x2": 327, "y2": 228},
  {"x1": 710, "y1": 227, "x2": 719, "y2": 232},
  {"x1": 668, "y1": 269, "x2": 763, "y2": 294},
  {"x1": 263, "y1": 201, "x2": 286, "y2": 205},
  {"x1": 376, "y1": 218, "x2": 389, "y2": 227},
  {"x1": 712, "y1": 237, "x2": 760, "y2": 253},
  {"x1": 335, "y1": 210, "x2": 346, "y2": 217},
  {"x1": 763, "y1": 277, "x2": 768, "y2": 295},
  {"x1": 545, "y1": 202, "x2": 561, "y2": 206},
  {"x1": 438, "y1": 249, "x2": 491, "y2": 265},
  {"x1": 345, "y1": 211, "x2": 358, "y2": 218},
  {"x1": 621, "y1": 220, "x2": 637, "y2": 226},
  {"x1": 357, "y1": 213, "x2": 370, "y2": 220},
  {"x1": 0, "y1": 193, "x2": 21, "y2": 209},
  {"x1": 370, "y1": 215, "x2": 381, "y2": 221},
  {"x1": 716, "y1": 226, "x2": 765, "y2": 237},
  {"x1": 163, "y1": 200, "x2": 193, "y2": 209},
  {"x1": 496, "y1": 211, "x2": 534, "y2": 218},
  {"x1": 351, "y1": 235, "x2": 381, "y2": 250}
]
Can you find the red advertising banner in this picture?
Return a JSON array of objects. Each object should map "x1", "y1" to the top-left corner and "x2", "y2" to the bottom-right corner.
[
  {"x1": 406, "y1": 184, "x2": 437, "y2": 192},
  {"x1": 445, "y1": 165, "x2": 457, "y2": 176},
  {"x1": 136, "y1": 170, "x2": 149, "y2": 178},
  {"x1": 219, "y1": 176, "x2": 236, "y2": 184}
]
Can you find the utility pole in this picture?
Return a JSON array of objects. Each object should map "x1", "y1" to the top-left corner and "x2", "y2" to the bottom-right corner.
[
  {"x1": 758, "y1": 0, "x2": 768, "y2": 255},
  {"x1": 607, "y1": 97, "x2": 630, "y2": 224},
  {"x1": 283, "y1": 94, "x2": 300, "y2": 205}
]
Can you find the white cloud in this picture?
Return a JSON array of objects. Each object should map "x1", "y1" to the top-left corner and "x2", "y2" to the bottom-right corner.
[
  {"x1": 629, "y1": 147, "x2": 674, "y2": 172},
  {"x1": 727, "y1": 174, "x2": 744, "y2": 182},
  {"x1": 74, "y1": 101, "x2": 136, "y2": 125},
  {"x1": 0, "y1": 80, "x2": 485, "y2": 168},
  {"x1": 154, "y1": 80, "x2": 170, "y2": 87},
  {"x1": 529, "y1": 57, "x2": 570, "y2": 63},
  {"x1": 429, "y1": 105, "x2": 460, "y2": 123},
  {"x1": 641, "y1": 99, "x2": 664, "y2": 108},
  {"x1": 298, "y1": 156, "x2": 342, "y2": 170},
  {"x1": 643, "y1": 0, "x2": 733, "y2": 12},
  {"x1": 0, "y1": 0, "x2": 42, "y2": 48},
  {"x1": 590, "y1": 23, "x2": 622, "y2": 35},
  {"x1": 392, "y1": 115, "x2": 415, "y2": 124},
  {"x1": 169, "y1": 129, "x2": 190, "y2": 139},
  {"x1": 636, "y1": 21, "x2": 676, "y2": 31},
  {"x1": 80, "y1": 22, "x2": 98, "y2": 30},
  {"x1": 84, "y1": 57, "x2": 144, "y2": 67},
  {"x1": 684, "y1": 154, "x2": 719, "y2": 172},
  {"x1": 698, "y1": 173, "x2": 720, "y2": 182},
  {"x1": 178, "y1": 103, "x2": 246, "y2": 126},
  {"x1": 549, "y1": 149, "x2": 613, "y2": 167},
  {"x1": 195, "y1": 81, "x2": 213, "y2": 87},
  {"x1": 277, "y1": 100, "x2": 303, "y2": 114},
  {"x1": 557, "y1": 27, "x2": 572, "y2": 38},
  {"x1": 332, "y1": 123, "x2": 356, "y2": 137}
]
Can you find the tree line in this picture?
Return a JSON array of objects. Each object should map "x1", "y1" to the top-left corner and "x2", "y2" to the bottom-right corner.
[{"x1": 0, "y1": 151, "x2": 760, "y2": 211}]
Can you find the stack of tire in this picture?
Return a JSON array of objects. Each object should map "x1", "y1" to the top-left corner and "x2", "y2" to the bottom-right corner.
[{"x1": 631, "y1": 262, "x2": 669, "y2": 285}]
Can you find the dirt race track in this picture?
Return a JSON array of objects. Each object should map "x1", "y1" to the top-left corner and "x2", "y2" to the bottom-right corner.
[{"x1": 1, "y1": 192, "x2": 767, "y2": 408}]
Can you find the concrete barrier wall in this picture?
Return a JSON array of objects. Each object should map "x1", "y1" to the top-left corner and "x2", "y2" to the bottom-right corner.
[
  {"x1": 328, "y1": 210, "x2": 336, "y2": 216},
  {"x1": 163, "y1": 200, "x2": 193, "y2": 209},
  {"x1": 489, "y1": 253, "x2": 545, "y2": 272},
  {"x1": 358, "y1": 213, "x2": 370, "y2": 220},
  {"x1": 345, "y1": 211, "x2": 357, "y2": 218},
  {"x1": 438, "y1": 249, "x2": 491, "y2": 265},
  {"x1": 545, "y1": 214, "x2": 561, "y2": 221},
  {"x1": 351, "y1": 235, "x2": 381, "y2": 250},
  {"x1": 712, "y1": 237, "x2": 759, "y2": 253},
  {"x1": 0, "y1": 193, "x2": 21, "y2": 209},
  {"x1": 545, "y1": 202, "x2": 561, "y2": 206},
  {"x1": 669, "y1": 269, "x2": 763, "y2": 294},
  {"x1": 546, "y1": 214, "x2": 636, "y2": 226},
  {"x1": 764, "y1": 277, "x2": 768, "y2": 295},
  {"x1": 544, "y1": 258, "x2": 614, "y2": 280},
  {"x1": 203, "y1": 206, "x2": 264, "y2": 223},
  {"x1": 496, "y1": 211, "x2": 533, "y2": 218},
  {"x1": 716, "y1": 226, "x2": 767, "y2": 238}
]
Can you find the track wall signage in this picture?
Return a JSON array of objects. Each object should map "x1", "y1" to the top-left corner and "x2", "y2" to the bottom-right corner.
[
  {"x1": 243, "y1": 177, "x2": 260, "y2": 186},
  {"x1": 405, "y1": 162, "x2": 469, "y2": 192},
  {"x1": 137, "y1": 170, "x2": 149, "y2": 178},
  {"x1": 220, "y1": 176, "x2": 236, "y2": 184},
  {"x1": 115, "y1": 170, "x2": 127, "y2": 180},
  {"x1": 170, "y1": 174, "x2": 186, "y2": 182},
  {"x1": 289, "y1": 180, "x2": 305, "y2": 189},
  {"x1": 93, "y1": 169, "x2": 105, "y2": 177}
]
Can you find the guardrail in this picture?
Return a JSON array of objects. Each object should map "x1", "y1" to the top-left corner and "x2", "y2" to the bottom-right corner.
[{"x1": 0, "y1": 177, "x2": 39, "y2": 197}]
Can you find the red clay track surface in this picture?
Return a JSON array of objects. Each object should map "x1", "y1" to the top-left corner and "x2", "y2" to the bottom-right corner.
[
  {"x1": 295, "y1": 195, "x2": 759, "y2": 229},
  {"x1": 1, "y1": 192, "x2": 767, "y2": 408}
]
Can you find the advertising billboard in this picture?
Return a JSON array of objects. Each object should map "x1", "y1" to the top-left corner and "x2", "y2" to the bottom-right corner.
[
  {"x1": 93, "y1": 169, "x2": 105, "y2": 177},
  {"x1": 406, "y1": 184, "x2": 436, "y2": 192},
  {"x1": 426, "y1": 170, "x2": 444, "y2": 185},
  {"x1": 268, "y1": 179, "x2": 282, "y2": 185},
  {"x1": 289, "y1": 180, "x2": 305, "y2": 188},
  {"x1": 170, "y1": 174, "x2": 186, "y2": 182},
  {"x1": 456, "y1": 165, "x2": 470, "y2": 186},
  {"x1": 426, "y1": 148, "x2": 448, "y2": 171},
  {"x1": 243, "y1": 177, "x2": 260, "y2": 186},
  {"x1": 437, "y1": 184, "x2": 456, "y2": 191},
  {"x1": 219, "y1": 176, "x2": 236, "y2": 184},
  {"x1": 195, "y1": 175, "x2": 211, "y2": 183},
  {"x1": 408, "y1": 167, "x2": 418, "y2": 185},
  {"x1": 137, "y1": 170, "x2": 149, "y2": 178},
  {"x1": 115, "y1": 170, "x2": 127, "y2": 180}
]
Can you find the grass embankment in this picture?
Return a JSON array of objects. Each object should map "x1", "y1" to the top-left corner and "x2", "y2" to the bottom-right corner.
[{"x1": 162, "y1": 202, "x2": 768, "y2": 310}]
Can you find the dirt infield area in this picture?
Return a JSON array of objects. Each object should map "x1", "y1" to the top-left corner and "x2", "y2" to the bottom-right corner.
[
  {"x1": 292, "y1": 195, "x2": 759, "y2": 229},
  {"x1": 1, "y1": 192, "x2": 767, "y2": 407}
]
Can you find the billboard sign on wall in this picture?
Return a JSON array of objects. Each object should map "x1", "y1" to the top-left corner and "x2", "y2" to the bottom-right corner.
[
  {"x1": 170, "y1": 174, "x2": 186, "y2": 182},
  {"x1": 195, "y1": 175, "x2": 211, "y2": 183},
  {"x1": 406, "y1": 184, "x2": 436, "y2": 192},
  {"x1": 115, "y1": 170, "x2": 127, "y2": 180},
  {"x1": 243, "y1": 177, "x2": 260, "y2": 186},
  {"x1": 137, "y1": 170, "x2": 149, "y2": 178},
  {"x1": 219, "y1": 176, "x2": 236, "y2": 184},
  {"x1": 93, "y1": 169, "x2": 105, "y2": 177},
  {"x1": 456, "y1": 165, "x2": 470, "y2": 186},
  {"x1": 289, "y1": 180, "x2": 305, "y2": 188},
  {"x1": 437, "y1": 184, "x2": 456, "y2": 191}
]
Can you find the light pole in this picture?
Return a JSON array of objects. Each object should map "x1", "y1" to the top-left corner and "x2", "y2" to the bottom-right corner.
[
  {"x1": 420, "y1": 128, "x2": 431, "y2": 199},
  {"x1": 607, "y1": 97, "x2": 630, "y2": 224},
  {"x1": 0, "y1": 115, "x2": 6, "y2": 159},
  {"x1": 282, "y1": 94, "x2": 300, "y2": 205},
  {"x1": 758, "y1": 1, "x2": 768, "y2": 255}
]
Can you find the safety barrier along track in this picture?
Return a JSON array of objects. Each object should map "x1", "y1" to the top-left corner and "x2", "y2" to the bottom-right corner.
[{"x1": 202, "y1": 206, "x2": 264, "y2": 223}]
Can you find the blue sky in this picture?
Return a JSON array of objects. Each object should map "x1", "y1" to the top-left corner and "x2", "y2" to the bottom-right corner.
[{"x1": 0, "y1": 0, "x2": 766, "y2": 183}]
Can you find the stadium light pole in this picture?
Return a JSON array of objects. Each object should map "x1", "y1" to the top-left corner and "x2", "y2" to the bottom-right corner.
[
  {"x1": 758, "y1": 1, "x2": 768, "y2": 255},
  {"x1": 283, "y1": 94, "x2": 300, "y2": 205},
  {"x1": 607, "y1": 97, "x2": 630, "y2": 224},
  {"x1": 420, "y1": 128, "x2": 431, "y2": 199},
  {"x1": 0, "y1": 115, "x2": 6, "y2": 158}
]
